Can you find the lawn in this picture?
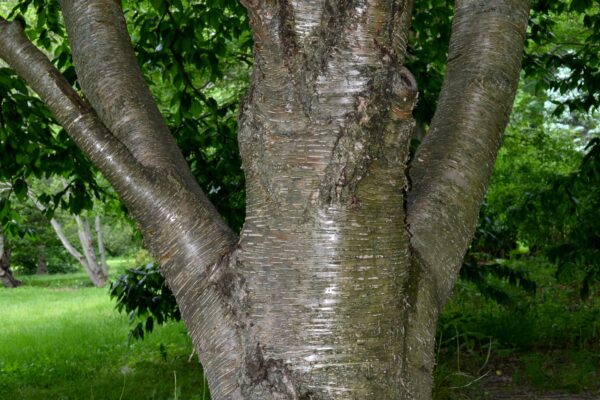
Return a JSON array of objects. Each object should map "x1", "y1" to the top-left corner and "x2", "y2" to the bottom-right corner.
[{"x1": 0, "y1": 268, "x2": 209, "y2": 400}]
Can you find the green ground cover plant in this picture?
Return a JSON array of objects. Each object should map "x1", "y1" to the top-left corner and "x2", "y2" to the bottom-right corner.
[{"x1": 433, "y1": 257, "x2": 600, "y2": 399}]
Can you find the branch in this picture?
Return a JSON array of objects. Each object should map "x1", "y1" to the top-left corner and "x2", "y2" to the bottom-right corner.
[
  {"x1": 1, "y1": 13, "x2": 243, "y2": 391},
  {"x1": 56, "y1": 0, "x2": 239, "y2": 263},
  {"x1": 58, "y1": 0, "x2": 197, "y2": 188},
  {"x1": 0, "y1": 18, "x2": 150, "y2": 198},
  {"x1": 0, "y1": 17, "x2": 237, "y2": 280},
  {"x1": 407, "y1": 0, "x2": 531, "y2": 305}
]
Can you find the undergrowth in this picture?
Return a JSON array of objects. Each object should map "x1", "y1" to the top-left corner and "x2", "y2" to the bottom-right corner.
[{"x1": 433, "y1": 257, "x2": 600, "y2": 399}]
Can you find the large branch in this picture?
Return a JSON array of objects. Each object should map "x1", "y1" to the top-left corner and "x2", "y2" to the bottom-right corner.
[
  {"x1": 58, "y1": 0, "x2": 197, "y2": 188},
  {"x1": 407, "y1": 0, "x2": 530, "y2": 305},
  {"x1": 0, "y1": 19, "x2": 151, "y2": 199},
  {"x1": 54, "y1": 0, "x2": 238, "y2": 270},
  {"x1": 0, "y1": 17, "x2": 243, "y2": 393},
  {"x1": 0, "y1": 18, "x2": 236, "y2": 265}
]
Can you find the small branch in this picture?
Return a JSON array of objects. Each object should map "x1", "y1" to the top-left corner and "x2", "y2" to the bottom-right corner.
[{"x1": 406, "y1": 0, "x2": 531, "y2": 306}]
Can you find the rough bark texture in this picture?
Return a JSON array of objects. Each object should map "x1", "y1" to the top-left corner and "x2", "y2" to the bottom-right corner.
[
  {"x1": 0, "y1": 0, "x2": 531, "y2": 398},
  {"x1": 232, "y1": 0, "x2": 436, "y2": 397},
  {"x1": 407, "y1": 0, "x2": 531, "y2": 305}
]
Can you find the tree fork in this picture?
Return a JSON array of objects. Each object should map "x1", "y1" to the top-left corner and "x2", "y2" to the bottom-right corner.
[{"x1": 0, "y1": 0, "x2": 532, "y2": 397}]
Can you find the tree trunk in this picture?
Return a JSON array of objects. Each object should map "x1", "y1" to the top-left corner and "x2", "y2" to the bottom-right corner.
[
  {"x1": 30, "y1": 196, "x2": 106, "y2": 286},
  {"x1": 95, "y1": 216, "x2": 109, "y2": 278},
  {"x1": 36, "y1": 244, "x2": 48, "y2": 275},
  {"x1": 0, "y1": 230, "x2": 21, "y2": 288},
  {"x1": 75, "y1": 215, "x2": 106, "y2": 286},
  {"x1": 0, "y1": 0, "x2": 530, "y2": 398}
]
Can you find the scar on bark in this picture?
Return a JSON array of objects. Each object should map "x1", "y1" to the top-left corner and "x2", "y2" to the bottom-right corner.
[
  {"x1": 243, "y1": 343, "x2": 299, "y2": 397},
  {"x1": 210, "y1": 249, "x2": 239, "y2": 299}
]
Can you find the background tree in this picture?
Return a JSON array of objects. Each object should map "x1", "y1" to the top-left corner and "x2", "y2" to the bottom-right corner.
[{"x1": 0, "y1": 225, "x2": 21, "y2": 287}]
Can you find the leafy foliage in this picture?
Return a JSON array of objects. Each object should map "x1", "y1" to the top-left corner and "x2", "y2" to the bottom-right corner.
[
  {"x1": 514, "y1": 137, "x2": 600, "y2": 298},
  {"x1": 460, "y1": 206, "x2": 537, "y2": 305},
  {"x1": 409, "y1": 0, "x2": 600, "y2": 124},
  {"x1": 125, "y1": 0, "x2": 251, "y2": 231},
  {"x1": 526, "y1": 1, "x2": 600, "y2": 115},
  {"x1": 0, "y1": 2, "x2": 102, "y2": 224},
  {"x1": 9, "y1": 206, "x2": 74, "y2": 275},
  {"x1": 407, "y1": 0, "x2": 453, "y2": 124},
  {"x1": 109, "y1": 262, "x2": 181, "y2": 341}
]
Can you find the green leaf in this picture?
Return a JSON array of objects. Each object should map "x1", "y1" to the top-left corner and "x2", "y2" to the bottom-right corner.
[{"x1": 12, "y1": 178, "x2": 28, "y2": 201}]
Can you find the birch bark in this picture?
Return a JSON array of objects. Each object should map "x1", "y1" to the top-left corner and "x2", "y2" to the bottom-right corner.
[{"x1": 0, "y1": 0, "x2": 530, "y2": 397}]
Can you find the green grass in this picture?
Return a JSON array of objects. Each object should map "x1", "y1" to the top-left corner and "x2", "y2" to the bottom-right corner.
[
  {"x1": 6, "y1": 257, "x2": 600, "y2": 399},
  {"x1": 0, "y1": 273, "x2": 209, "y2": 400}
]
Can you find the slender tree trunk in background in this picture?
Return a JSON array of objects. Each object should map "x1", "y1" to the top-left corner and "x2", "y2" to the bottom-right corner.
[
  {"x1": 0, "y1": 229, "x2": 21, "y2": 288},
  {"x1": 31, "y1": 197, "x2": 106, "y2": 286},
  {"x1": 52, "y1": 217, "x2": 104, "y2": 286},
  {"x1": 75, "y1": 215, "x2": 106, "y2": 286},
  {"x1": 0, "y1": 0, "x2": 530, "y2": 398},
  {"x1": 36, "y1": 244, "x2": 48, "y2": 275},
  {"x1": 48, "y1": 217, "x2": 95, "y2": 280},
  {"x1": 95, "y1": 216, "x2": 109, "y2": 278}
]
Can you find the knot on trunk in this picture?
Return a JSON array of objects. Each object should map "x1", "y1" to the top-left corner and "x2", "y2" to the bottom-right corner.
[{"x1": 389, "y1": 67, "x2": 418, "y2": 120}]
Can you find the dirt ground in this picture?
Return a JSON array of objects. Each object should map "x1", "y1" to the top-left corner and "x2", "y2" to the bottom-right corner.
[{"x1": 479, "y1": 376, "x2": 600, "y2": 399}]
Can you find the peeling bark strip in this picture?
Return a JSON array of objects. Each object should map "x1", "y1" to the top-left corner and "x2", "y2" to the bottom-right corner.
[
  {"x1": 0, "y1": 0, "x2": 531, "y2": 397},
  {"x1": 408, "y1": 0, "x2": 531, "y2": 306}
]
